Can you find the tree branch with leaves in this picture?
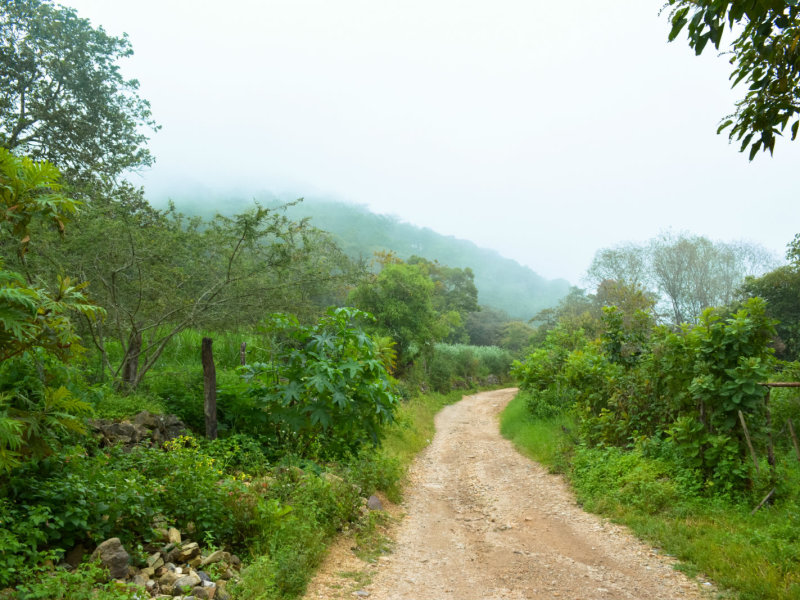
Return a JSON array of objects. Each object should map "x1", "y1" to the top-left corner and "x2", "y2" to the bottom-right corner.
[{"x1": 666, "y1": 0, "x2": 800, "y2": 158}]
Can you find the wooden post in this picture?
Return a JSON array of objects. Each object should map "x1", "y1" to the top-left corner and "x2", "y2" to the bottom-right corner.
[
  {"x1": 788, "y1": 418, "x2": 800, "y2": 462},
  {"x1": 738, "y1": 410, "x2": 760, "y2": 475},
  {"x1": 202, "y1": 337, "x2": 217, "y2": 440},
  {"x1": 240, "y1": 342, "x2": 247, "y2": 366},
  {"x1": 764, "y1": 389, "x2": 776, "y2": 472}
]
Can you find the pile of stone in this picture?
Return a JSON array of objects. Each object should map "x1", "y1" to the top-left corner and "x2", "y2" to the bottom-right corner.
[
  {"x1": 92, "y1": 527, "x2": 241, "y2": 599},
  {"x1": 89, "y1": 411, "x2": 188, "y2": 450}
]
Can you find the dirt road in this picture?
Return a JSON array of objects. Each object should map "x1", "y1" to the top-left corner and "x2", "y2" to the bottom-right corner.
[{"x1": 305, "y1": 388, "x2": 709, "y2": 600}]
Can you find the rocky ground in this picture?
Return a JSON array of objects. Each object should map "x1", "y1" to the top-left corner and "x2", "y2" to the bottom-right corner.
[
  {"x1": 304, "y1": 388, "x2": 715, "y2": 600},
  {"x1": 88, "y1": 526, "x2": 240, "y2": 599}
]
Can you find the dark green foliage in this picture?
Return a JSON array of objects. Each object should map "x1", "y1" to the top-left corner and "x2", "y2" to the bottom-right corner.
[
  {"x1": 741, "y1": 266, "x2": 800, "y2": 361},
  {"x1": 425, "y1": 343, "x2": 512, "y2": 393},
  {"x1": 0, "y1": 151, "x2": 101, "y2": 471},
  {"x1": 665, "y1": 0, "x2": 800, "y2": 159},
  {"x1": 0, "y1": 439, "x2": 385, "y2": 593},
  {"x1": 350, "y1": 262, "x2": 441, "y2": 369},
  {"x1": 18, "y1": 191, "x2": 359, "y2": 390},
  {"x1": 512, "y1": 324, "x2": 588, "y2": 416},
  {"x1": 407, "y1": 256, "x2": 478, "y2": 312},
  {"x1": 464, "y1": 305, "x2": 510, "y2": 346},
  {"x1": 13, "y1": 560, "x2": 141, "y2": 600},
  {"x1": 515, "y1": 297, "x2": 779, "y2": 492},
  {"x1": 0, "y1": 0, "x2": 158, "y2": 184},
  {"x1": 0, "y1": 149, "x2": 101, "y2": 363},
  {"x1": 225, "y1": 307, "x2": 398, "y2": 459}
]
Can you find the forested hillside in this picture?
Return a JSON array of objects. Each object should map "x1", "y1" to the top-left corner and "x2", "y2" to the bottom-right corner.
[{"x1": 155, "y1": 193, "x2": 571, "y2": 320}]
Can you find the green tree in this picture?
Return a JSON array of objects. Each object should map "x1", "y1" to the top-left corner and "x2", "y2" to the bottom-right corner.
[
  {"x1": 586, "y1": 233, "x2": 775, "y2": 325},
  {"x1": 788, "y1": 233, "x2": 800, "y2": 266},
  {"x1": 0, "y1": 148, "x2": 101, "y2": 362},
  {"x1": 740, "y1": 233, "x2": 800, "y2": 360},
  {"x1": 407, "y1": 256, "x2": 479, "y2": 342},
  {"x1": 529, "y1": 287, "x2": 602, "y2": 347},
  {"x1": 68, "y1": 197, "x2": 347, "y2": 389},
  {"x1": 464, "y1": 305, "x2": 511, "y2": 347},
  {"x1": 666, "y1": 1, "x2": 800, "y2": 158},
  {"x1": 741, "y1": 266, "x2": 800, "y2": 360},
  {"x1": 585, "y1": 243, "x2": 649, "y2": 290},
  {"x1": 499, "y1": 321, "x2": 535, "y2": 354},
  {"x1": 349, "y1": 261, "x2": 442, "y2": 370},
  {"x1": 0, "y1": 0, "x2": 157, "y2": 184},
  {"x1": 649, "y1": 232, "x2": 774, "y2": 324}
]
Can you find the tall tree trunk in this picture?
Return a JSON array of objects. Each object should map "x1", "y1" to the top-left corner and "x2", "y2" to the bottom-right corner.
[{"x1": 202, "y1": 337, "x2": 217, "y2": 440}]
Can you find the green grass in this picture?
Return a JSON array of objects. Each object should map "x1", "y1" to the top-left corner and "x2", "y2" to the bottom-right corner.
[
  {"x1": 87, "y1": 387, "x2": 168, "y2": 420},
  {"x1": 499, "y1": 390, "x2": 574, "y2": 473},
  {"x1": 500, "y1": 392, "x2": 800, "y2": 600}
]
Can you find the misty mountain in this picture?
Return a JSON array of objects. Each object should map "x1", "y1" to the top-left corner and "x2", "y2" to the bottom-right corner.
[{"x1": 154, "y1": 192, "x2": 570, "y2": 319}]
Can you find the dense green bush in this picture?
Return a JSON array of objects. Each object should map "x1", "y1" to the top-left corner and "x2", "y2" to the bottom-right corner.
[
  {"x1": 0, "y1": 436, "x2": 384, "y2": 591},
  {"x1": 220, "y1": 307, "x2": 398, "y2": 459},
  {"x1": 514, "y1": 298, "x2": 780, "y2": 493},
  {"x1": 13, "y1": 560, "x2": 140, "y2": 600}
]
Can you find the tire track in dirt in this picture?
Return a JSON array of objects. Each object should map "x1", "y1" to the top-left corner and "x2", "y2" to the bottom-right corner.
[{"x1": 305, "y1": 388, "x2": 712, "y2": 600}]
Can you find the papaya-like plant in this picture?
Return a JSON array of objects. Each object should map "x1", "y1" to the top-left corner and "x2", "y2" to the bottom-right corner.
[
  {"x1": 0, "y1": 150, "x2": 102, "y2": 470},
  {"x1": 234, "y1": 307, "x2": 398, "y2": 458}
]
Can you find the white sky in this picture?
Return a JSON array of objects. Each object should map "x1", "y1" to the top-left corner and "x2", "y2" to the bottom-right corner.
[{"x1": 64, "y1": 0, "x2": 799, "y2": 284}]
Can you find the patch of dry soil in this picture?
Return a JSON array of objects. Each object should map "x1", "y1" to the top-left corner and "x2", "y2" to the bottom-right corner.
[{"x1": 305, "y1": 388, "x2": 712, "y2": 600}]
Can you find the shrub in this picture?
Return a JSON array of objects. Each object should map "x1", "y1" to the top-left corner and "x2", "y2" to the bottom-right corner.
[
  {"x1": 225, "y1": 308, "x2": 398, "y2": 459},
  {"x1": 514, "y1": 298, "x2": 778, "y2": 493},
  {"x1": 14, "y1": 560, "x2": 140, "y2": 600}
]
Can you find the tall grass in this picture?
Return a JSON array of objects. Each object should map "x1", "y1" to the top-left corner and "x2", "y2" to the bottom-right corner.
[
  {"x1": 499, "y1": 390, "x2": 574, "y2": 473},
  {"x1": 426, "y1": 343, "x2": 513, "y2": 392}
]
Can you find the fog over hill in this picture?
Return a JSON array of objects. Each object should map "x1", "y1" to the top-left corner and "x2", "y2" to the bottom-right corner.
[{"x1": 154, "y1": 192, "x2": 570, "y2": 320}]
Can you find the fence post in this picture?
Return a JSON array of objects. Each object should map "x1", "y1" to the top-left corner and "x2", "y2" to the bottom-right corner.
[
  {"x1": 764, "y1": 388, "x2": 776, "y2": 474},
  {"x1": 202, "y1": 337, "x2": 217, "y2": 440}
]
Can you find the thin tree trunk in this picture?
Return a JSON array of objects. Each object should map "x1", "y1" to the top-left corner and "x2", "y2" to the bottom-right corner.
[
  {"x1": 202, "y1": 337, "x2": 217, "y2": 440},
  {"x1": 121, "y1": 329, "x2": 142, "y2": 388},
  {"x1": 738, "y1": 410, "x2": 760, "y2": 475},
  {"x1": 240, "y1": 342, "x2": 247, "y2": 366}
]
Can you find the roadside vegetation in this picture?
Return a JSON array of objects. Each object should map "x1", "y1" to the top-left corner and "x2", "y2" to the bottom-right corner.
[
  {"x1": 0, "y1": 148, "x2": 513, "y2": 598},
  {"x1": 0, "y1": 4, "x2": 516, "y2": 598},
  {"x1": 504, "y1": 235, "x2": 800, "y2": 600}
]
